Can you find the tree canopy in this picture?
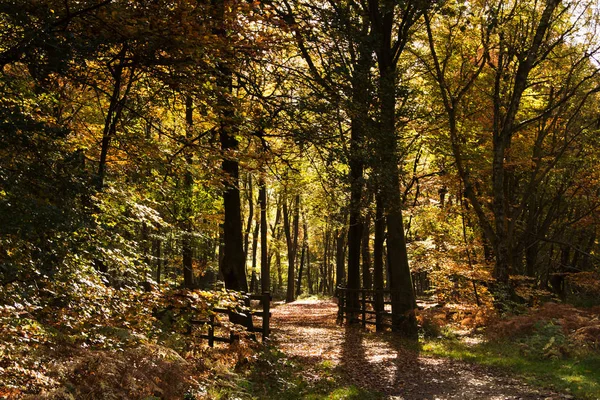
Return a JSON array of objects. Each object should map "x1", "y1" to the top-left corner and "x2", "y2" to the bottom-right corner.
[{"x1": 2, "y1": 0, "x2": 600, "y2": 397}]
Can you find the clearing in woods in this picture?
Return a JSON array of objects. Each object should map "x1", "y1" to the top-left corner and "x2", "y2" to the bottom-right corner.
[{"x1": 265, "y1": 298, "x2": 570, "y2": 400}]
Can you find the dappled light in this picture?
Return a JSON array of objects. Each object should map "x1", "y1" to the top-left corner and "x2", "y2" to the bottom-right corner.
[
  {"x1": 270, "y1": 299, "x2": 569, "y2": 399},
  {"x1": 2, "y1": 0, "x2": 600, "y2": 398}
]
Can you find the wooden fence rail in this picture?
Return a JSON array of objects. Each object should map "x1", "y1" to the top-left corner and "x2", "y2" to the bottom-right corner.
[{"x1": 191, "y1": 291, "x2": 271, "y2": 347}]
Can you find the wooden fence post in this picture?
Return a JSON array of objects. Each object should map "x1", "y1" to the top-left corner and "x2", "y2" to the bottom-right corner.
[
  {"x1": 338, "y1": 287, "x2": 345, "y2": 323},
  {"x1": 208, "y1": 314, "x2": 215, "y2": 347},
  {"x1": 361, "y1": 290, "x2": 366, "y2": 328},
  {"x1": 375, "y1": 289, "x2": 383, "y2": 332},
  {"x1": 244, "y1": 295, "x2": 257, "y2": 341},
  {"x1": 262, "y1": 291, "x2": 270, "y2": 341}
]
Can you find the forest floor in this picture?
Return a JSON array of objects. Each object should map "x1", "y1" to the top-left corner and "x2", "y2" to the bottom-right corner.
[{"x1": 255, "y1": 298, "x2": 574, "y2": 400}]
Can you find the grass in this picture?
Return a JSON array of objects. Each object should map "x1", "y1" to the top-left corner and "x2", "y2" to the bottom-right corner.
[
  {"x1": 421, "y1": 335, "x2": 600, "y2": 399},
  {"x1": 214, "y1": 333, "x2": 600, "y2": 400},
  {"x1": 211, "y1": 346, "x2": 383, "y2": 400}
]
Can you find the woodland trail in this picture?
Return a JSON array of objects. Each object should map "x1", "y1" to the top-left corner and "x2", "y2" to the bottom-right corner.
[{"x1": 269, "y1": 298, "x2": 571, "y2": 400}]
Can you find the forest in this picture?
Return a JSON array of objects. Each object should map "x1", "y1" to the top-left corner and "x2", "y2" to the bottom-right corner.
[{"x1": 1, "y1": 0, "x2": 600, "y2": 398}]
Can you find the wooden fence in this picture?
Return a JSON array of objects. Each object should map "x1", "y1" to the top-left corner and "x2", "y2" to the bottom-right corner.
[
  {"x1": 192, "y1": 291, "x2": 271, "y2": 347},
  {"x1": 412, "y1": 271, "x2": 431, "y2": 296},
  {"x1": 336, "y1": 286, "x2": 399, "y2": 329}
]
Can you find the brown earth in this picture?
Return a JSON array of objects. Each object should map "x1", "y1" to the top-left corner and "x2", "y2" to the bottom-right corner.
[{"x1": 270, "y1": 298, "x2": 574, "y2": 400}]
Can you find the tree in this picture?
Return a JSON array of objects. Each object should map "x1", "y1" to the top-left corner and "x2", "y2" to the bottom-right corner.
[
  {"x1": 283, "y1": 192, "x2": 300, "y2": 302},
  {"x1": 366, "y1": 0, "x2": 429, "y2": 335},
  {"x1": 421, "y1": 0, "x2": 600, "y2": 297},
  {"x1": 259, "y1": 174, "x2": 270, "y2": 294}
]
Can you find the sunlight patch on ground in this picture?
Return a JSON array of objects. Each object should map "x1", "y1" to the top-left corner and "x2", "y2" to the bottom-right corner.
[
  {"x1": 464, "y1": 376, "x2": 489, "y2": 386},
  {"x1": 269, "y1": 299, "x2": 564, "y2": 400},
  {"x1": 363, "y1": 338, "x2": 398, "y2": 366}
]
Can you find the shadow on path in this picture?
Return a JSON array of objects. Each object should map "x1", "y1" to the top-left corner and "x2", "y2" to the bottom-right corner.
[
  {"x1": 272, "y1": 299, "x2": 567, "y2": 400},
  {"x1": 339, "y1": 325, "x2": 556, "y2": 399}
]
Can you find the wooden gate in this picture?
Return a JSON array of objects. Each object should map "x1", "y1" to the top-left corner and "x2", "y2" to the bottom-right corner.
[
  {"x1": 336, "y1": 286, "x2": 397, "y2": 330},
  {"x1": 192, "y1": 291, "x2": 271, "y2": 347}
]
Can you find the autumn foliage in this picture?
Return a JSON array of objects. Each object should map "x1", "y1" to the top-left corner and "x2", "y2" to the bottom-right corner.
[
  {"x1": 0, "y1": 271, "x2": 257, "y2": 398},
  {"x1": 2, "y1": 0, "x2": 600, "y2": 398}
]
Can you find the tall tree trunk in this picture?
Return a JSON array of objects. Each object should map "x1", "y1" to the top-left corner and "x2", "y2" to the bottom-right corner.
[
  {"x1": 283, "y1": 193, "x2": 300, "y2": 302},
  {"x1": 182, "y1": 95, "x2": 195, "y2": 288},
  {"x1": 306, "y1": 246, "x2": 312, "y2": 294},
  {"x1": 292, "y1": 195, "x2": 300, "y2": 294},
  {"x1": 218, "y1": 226, "x2": 224, "y2": 281},
  {"x1": 369, "y1": 0, "x2": 422, "y2": 337},
  {"x1": 362, "y1": 212, "x2": 373, "y2": 291},
  {"x1": 97, "y1": 44, "x2": 131, "y2": 191},
  {"x1": 491, "y1": 129, "x2": 510, "y2": 284},
  {"x1": 377, "y1": 50, "x2": 416, "y2": 336},
  {"x1": 335, "y1": 228, "x2": 347, "y2": 291},
  {"x1": 219, "y1": 127, "x2": 247, "y2": 290},
  {"x1": 328, "y1": 227, "x2": 335, "y2": 294},
  {"x1": 269, "y1": 195, "x2": 283, "y2": 292},
  {"x1": 347, "y1": 36, "x2": 371, "y2": 318},
  {"x1": 259, "y1": 175, "x2": 269, "y2": 294},
  {"x1": 461, "y1": 200, "x2": 481, "y2": 306},
  {"x1": 579, "y1": 230, "x2": 596, "y2": 271},
  {"x1": 215, "y1": 0, "x2": 247, "y2": 292},
  {"x1": 244, "y1": 174, "x2": 254, "y2": 259},
  {"x1": 250, "y1": 219, "x2": 259, "y2": 293},
  {"x1": 93, "y1": 44, "x2": 133, "y2": 276},
  {"x1": 166, "y1": 232, "x2": 173, "y2": 281},
  {"x1": 282, "y1": 196, "x2": 292, "y2": 297},
  {"x1": 296, "y1": 222, "x2": 307, "y2": 297},
  {"x1": 322, "y1": 227, "x2": 330, "y2": 294},
  {"x1": 374, "y1": 194, "x2": 385, "y2": 331},
  {"x1": 525, "y1": 239, "x2": 538, "y2": 278}
]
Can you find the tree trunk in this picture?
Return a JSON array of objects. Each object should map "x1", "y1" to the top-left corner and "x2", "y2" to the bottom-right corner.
[
  {"x1": 377, "y1": 53, "x2": 416, "y2": 336},
  {"x1": 491, "y1": 0, "x2": 560, "y2": 284},
  {"x1": 328, "y1": 226, "x2": 336, "y2": 294},
  {"x1": 369, "y1": 0, "x2": 421, "y2": 337},
  {"x1": 182, "y1": 95, "x2": 195, "y2": 288},
  {"x1": 296, "y1": 227, "x2": 306, "y2": 297},
  {"x1": 306, "y1": 246, "x2": 312, "y2": 294},
  {"x1": 374, "y1": 195, "x2": 385, "y2": 331},
  {"x1": 491, "y1": 131, "x2": 510, "y2": 284},
  {"x1": 322, "y1": 227, "x2": 330, "y2": 294},
  {"x1": 259, "y1": 175, "x2": 269, "y2": 294},
  {"x1": 283, "y1": 193, "x2": 300, "y2": 302},
  {"x1": 244, "y1": 174, "x2": 254, "y2": 260},
  {"x1": 362, "y1": 212, "x2": 373, "y2": 291},
  {"x1": 579, "y1": 230, "x2": 596, "y2": 271},
  {"x1": 215, "y1": 0, "x2": 247, "y2": 292},
  {"x1": 269, "y1": 196, "x2": 283, "y2": 292},
  {"x1": 97, "y1": 44, "x2": 131, "y2": 191},
  {"x1": 347, "y1": 36, "x2": 371, "y2": 318},
  {"x1": 250, "y1": 219, "x2": 259, "y2": 293},
  {"x1": 335, "y1": 228, "x2": 346, "y2": 290}
]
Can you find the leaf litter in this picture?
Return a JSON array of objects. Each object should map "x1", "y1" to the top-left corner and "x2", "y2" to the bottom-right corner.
[{"x1": 269, "y1": 298, "x2": 574, "y2": 400}]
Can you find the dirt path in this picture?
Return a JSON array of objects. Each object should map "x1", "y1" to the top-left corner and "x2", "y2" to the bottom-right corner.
[{"x1": 270, "y1": 298, "x2": 571, "y2": 400}]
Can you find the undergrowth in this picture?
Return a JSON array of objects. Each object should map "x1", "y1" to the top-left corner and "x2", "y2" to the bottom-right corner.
[
  {"x1": 420, "y1": 302, "x2": 600, "y2": 399},
  {"x1": 0, "y1": 272, "x2": 258, "y2": 399},
  {"x1": 210, "y1": 346, "x2": 383, "y2": 400}
]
